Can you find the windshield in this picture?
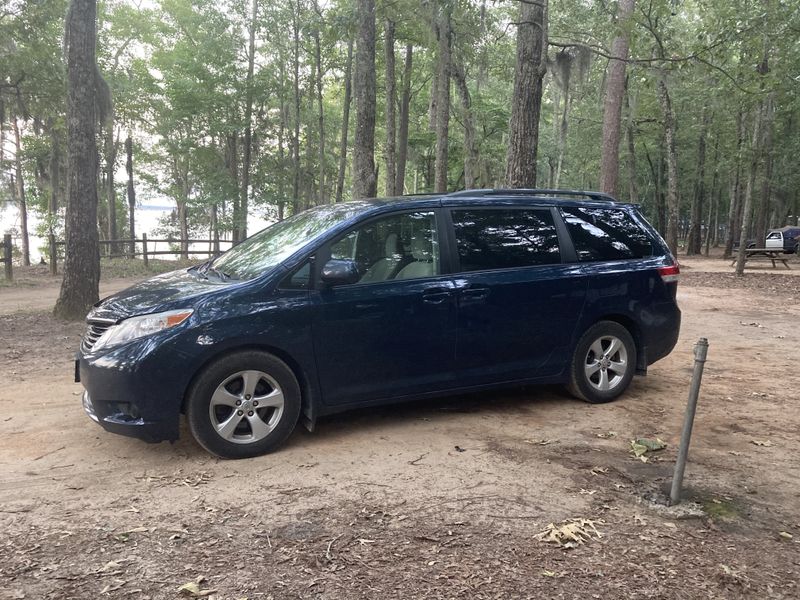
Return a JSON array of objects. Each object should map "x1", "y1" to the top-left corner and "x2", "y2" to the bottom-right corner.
[{"x1": 210, "y1": 202, "x2": 373, "y2": 281}]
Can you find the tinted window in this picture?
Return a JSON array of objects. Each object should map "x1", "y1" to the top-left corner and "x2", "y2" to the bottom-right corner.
[
  {"x1": 561, "y1": 207, "x2": 653, "y2": 261},
  {"x1": 330, "y1": 211, "x2": 440, "y2": 283},
  {"x1": 451, "y1": 209, "x2": 561, "y2": 272}
]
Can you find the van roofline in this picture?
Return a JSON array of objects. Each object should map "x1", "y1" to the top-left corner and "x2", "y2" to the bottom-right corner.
[{"x1": 443, "y1": 188, "x2": 618, "y2": 203}]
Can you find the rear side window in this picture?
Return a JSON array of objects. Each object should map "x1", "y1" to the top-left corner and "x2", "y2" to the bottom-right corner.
[
  {"x1": 451, "y1": 209, "x2": 561, "y2": 272},
  {"x1": 561, "y1": 207, "x2": 653, "y2": 261}
]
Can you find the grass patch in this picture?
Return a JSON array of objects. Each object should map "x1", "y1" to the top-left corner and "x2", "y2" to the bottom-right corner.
[{"x1": 701, "y1": 497, "x2": 740, "y2": 520}]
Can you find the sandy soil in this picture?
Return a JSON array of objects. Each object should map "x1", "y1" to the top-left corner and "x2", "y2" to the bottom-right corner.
[{"x1": 1, "y1": 256, "x2": 799, "y2": 599}]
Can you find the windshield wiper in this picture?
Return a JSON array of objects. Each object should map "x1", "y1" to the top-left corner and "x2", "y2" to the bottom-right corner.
[{"x1": 207, "y1": 266, "x2": 236, "y2": 281}]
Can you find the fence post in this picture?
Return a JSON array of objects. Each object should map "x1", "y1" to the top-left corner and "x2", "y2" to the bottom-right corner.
[
  {"x1": 3, "y1": 234, "x2": 12, "y2": 282},
  {"x1": 142, "y1": 234, "x2": 149, "y2": 269},
  {"x1": 669, "y1": 338, "x2": 709, "y2": 505},
  {"x1": 49, "y1": 233, "x2": 57, "y2": 276}
]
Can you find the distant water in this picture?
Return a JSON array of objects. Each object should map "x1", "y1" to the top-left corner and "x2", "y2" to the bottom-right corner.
[{"x1": 0, "y1": 201, "x2": 271, "y2": 264}]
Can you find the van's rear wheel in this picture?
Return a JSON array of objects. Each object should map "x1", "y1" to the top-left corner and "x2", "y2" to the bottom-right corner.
[
  {"x1": 186, "y1": 351, "x2": 301, "y2": 458},
  {"x1": 567, "y1": 321, "x2": 636, "y2": 404}
]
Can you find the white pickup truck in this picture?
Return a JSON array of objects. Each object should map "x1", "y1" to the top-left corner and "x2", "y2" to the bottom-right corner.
[{"x1": 765, "y1": 226, "x2": 800, "y2": 254}]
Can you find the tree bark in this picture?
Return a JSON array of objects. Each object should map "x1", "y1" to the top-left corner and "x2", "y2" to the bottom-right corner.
[
  {"x1": 241, "y1": 0, "x2": 257, "y2": 239},
  {"x1": 724, "y1": 110, "x2": 745, "y2": 259},
  {"x1": 686, "y1": 108, "x2": 710, "y2": 255},
  {"x1": 754, "y1": 94, "x2": 774, "y2": 243},
  {"x1": 352, "y1": 0, "x2": 377, "y2": 199},
  {"x1": 505, "y1": 0, "x2": 547, "y2": 188},
  {"x1": 125, "y1": 133, "x2": 136, "y2": 257},
  {"x1": 11, "y1": 117, "x2": 30, "y2": 266},
  {"x1": 452, "y1": 60, "x2": 478, "y2": 189},
  {"x1": 433, "y1": 6, "x2": 451, "y2": 194},
  {"x1": 735, "y1": 102, "x2": 764, "y2": 275},
  {"x1": 335, "y1": 39, "x2": 354, "y2": 203},
  {"x1": 55, "y1": 0, "x2": 100, "y2": 320},
  {"x1": 291, "y1": 2, "x2": 301, "y2": 211},
  {"x1": 313, "y1": 0, "x2": 326, "y2": 204},
  {"x1": 598, "y1": 0, "x2": 634, "y2": 197},
  {"x1": 383, "y1": 19, "x2": 397, "y2": 196},
  {"x1": 227, "y1": 133, "x2": 239, "y2": 241},
  {"x1": 395, "y1": 44, "x2": 412, "y2": 194},
  {"x1": 624, "y1": 82, "x2": 638, "y2": 204},
  {"x1": 49, "y1": 122, "x2": 61, "y2": 231},
  {"x1": 656, "y1": 74, "x2": 679, "y2": 255},
  {"x1": 104, "y1": 120, "x2": 117, "y2": 254}
]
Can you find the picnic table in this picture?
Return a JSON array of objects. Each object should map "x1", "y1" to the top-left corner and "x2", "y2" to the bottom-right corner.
[{"x1": 730, "y1": 248, "x2": 792, "y2": 269}]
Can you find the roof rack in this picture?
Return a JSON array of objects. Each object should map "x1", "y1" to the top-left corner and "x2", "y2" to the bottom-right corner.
[{"x1": 445, "y1": 188, "x2": 617, "y2": 203}]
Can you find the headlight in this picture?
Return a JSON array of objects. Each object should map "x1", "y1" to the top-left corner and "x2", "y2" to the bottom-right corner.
[{"x1": 92, "y1": 309, "x2": 193, "y2": 352}]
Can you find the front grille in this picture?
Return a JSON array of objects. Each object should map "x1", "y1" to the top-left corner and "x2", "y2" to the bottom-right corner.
[{"x1": 81, "y1": 319, "x2": 115, "y2": 352}]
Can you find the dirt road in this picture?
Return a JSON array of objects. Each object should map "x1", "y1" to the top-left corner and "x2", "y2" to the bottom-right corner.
[{"x1": 1, "y1": 258, "x2": 799, "y2": 598}]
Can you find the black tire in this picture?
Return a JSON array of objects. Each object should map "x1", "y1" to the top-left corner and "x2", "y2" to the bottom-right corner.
[
  {"x1": 567, "y1": 321, "x2": 637, "y2": 404},
  {"x1": 186, "y1": 350, "x2": 301, "y2": 459}
]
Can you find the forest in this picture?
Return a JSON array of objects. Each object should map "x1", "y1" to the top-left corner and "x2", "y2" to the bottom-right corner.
[{"x1": 1, "y1": 0, "x2": 799, "y2": 316}]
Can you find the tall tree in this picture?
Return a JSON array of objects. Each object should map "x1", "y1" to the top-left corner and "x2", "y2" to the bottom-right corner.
[
  {"x1": 598, "y1": 0, "x2": 634, "y2": 197},
  {"x1": 335, "y1": 39, "x2": 354, "y2": 203},
  {"x1": 505, "y1": 0, "x2": 547, "y2": 188},
  {"x1": 54, "y1": 0, "x2": 100, "y2": 320},
  {"x1": 11, "y1": 117, "x2": 30, "y2": 266},
  {"x1": 395, "y1": 43, "x2": 412, "y2": 194},
  {"x1": 241, "y1": 0, "x2": 258, "y2": 238},
  {"x1": 656, "y1": 74, "x2": 679, "y2": 255},
  {"x1": 433, "y1": 5, "x2": 451, "y2": 193},
  {"x1": 352, "y1": 0, "x2": 377, "y2": 199},
  {"x1": 384, "y1": 19, "x2": 397, "y2": 196},
  {"x1": 125, "y1": 133, "x2": 135, "y2": 257}
]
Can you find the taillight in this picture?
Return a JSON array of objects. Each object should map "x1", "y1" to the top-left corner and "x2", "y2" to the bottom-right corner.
[{"x1": 658, "y1": 264, "x2": 680, "y2": 283}]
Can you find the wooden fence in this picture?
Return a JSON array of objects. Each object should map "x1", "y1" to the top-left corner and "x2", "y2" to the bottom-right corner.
[{"x1": 1, "y1": 234, "x2": 233, "y2": 280}]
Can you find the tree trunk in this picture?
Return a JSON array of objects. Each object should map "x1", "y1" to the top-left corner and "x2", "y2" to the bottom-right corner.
[
  {"x1": 598, "y1": 0, "x2": 634, "y2": 197},
  {"x1": 395, "y1": 44, "x2": 413, "y2": 194},
  {"x1": 291, "y1": 2, "x2": 301, "y2": 211},
  {"x1": 383, "y1": 19, "x2": 397, "y2": 196},
  {"x1": 705, "y1": 136, "x2": 720, "y2": 253},
  {"x1": 735, "y1": 102, "x2": 764, "y2": 275},
  {"x1": 55, "y1": 0, "x2": 100, "y2": 320},
  {"x1": 335, "y1": 39, "x2": 354, "y2": 203},
  {"x1": 313, "y1": 0, "x2": 326, "y2": 204},
  {"x1": 505, "y1": 0, "x2": 547, "y2": 188},
  {"x1": 352, "y1": 0, "x2": 377, "y2": 199},
  {"x1": 11, "y1": 118, "x2": 30, "y2": 266},
  {"x1": 452, "y1": 60, "x2": 478, "y2": 189},
  {"x1": 624, "y1": 83, "x2": 638, "y2": 204},
  {"x1": 656, "y1": 74, "x2": 679, "y2": 255},
  {"x1": 686, "y1": 109, "x2": 710, "y2": 255},
  {"x1": 433, "y1": 7, "x2": 451, "y2": 194},
  {"x1": 104, "y1": 121, "x2": 117, "y2": 254},
  {"x1": 49, "y1": 121, "x2": 61, "y2": 230},
  {"x1": 125, "y1": 133, "x2": 136, "y2": 257},
  {"x1": 227, "y1": 133, "x2": 240, "y2": 241},
  {"x1": 724, "y1": 110, "x2": 745, "y2": 259},
  {"x1": 754, "y1": 94, "x2": 774, "y2": 244},
  {"x1": 241, "y1": 0, "x2": 257, "y2": 239}
]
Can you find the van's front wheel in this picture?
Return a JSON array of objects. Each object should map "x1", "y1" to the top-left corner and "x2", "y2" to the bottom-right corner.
[
  {"x1": 567, "y1": 321, "x2": 636, "y2": 404},
  {"x1": 186, "y1": 351, "x2": 301, "y2": 458}
]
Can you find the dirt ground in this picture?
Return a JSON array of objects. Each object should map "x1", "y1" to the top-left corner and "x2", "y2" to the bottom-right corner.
[{"x1": 1, "y1": 254, "x2": 799, "y2": 599}]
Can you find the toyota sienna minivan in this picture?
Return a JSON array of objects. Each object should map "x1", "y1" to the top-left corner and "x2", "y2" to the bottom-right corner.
[{"x1": 76, "y1": 189, "x2": 681, "y2": 458}]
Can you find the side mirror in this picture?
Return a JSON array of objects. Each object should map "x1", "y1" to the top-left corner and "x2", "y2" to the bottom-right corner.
[{"x1": 320, "y1": 259, "x2": 360, "y2": 286}]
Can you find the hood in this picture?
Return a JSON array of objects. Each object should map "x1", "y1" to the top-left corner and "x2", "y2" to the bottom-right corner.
[{"x1": 88, "y1": 268, "x2": 232, "y2": 321}]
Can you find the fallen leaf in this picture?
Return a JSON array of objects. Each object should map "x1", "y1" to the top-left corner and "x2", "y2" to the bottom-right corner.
[
  {"x1": 750, "y1": 440, "x2": 773, "y2": 447},
  {"x1": 596, "y1": 431, "x2": 617, "y2": 439},
  {"x1": 541, "y1": 569, "x2": 557, "y2": 577},
  {"x1": 535, "y1": 518, "x2": 604, "y2": 548},
  {"x1": 778, "y1": 531, "x2": 793, "y2": 540},
  {"x1": 590, "y1": 466, "x2": 609, "y2": 476},
  {"x1": 178, "y1": 579, "x2": 217, "y2": 598},
  {"x1": 631, "y1": 438, "x2": 667, "y2": 458}
]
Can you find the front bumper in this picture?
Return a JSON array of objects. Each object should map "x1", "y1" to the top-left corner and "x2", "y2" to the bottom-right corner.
[{"x1": 77, "y1": 339, "x2": 185, "y2": 443}]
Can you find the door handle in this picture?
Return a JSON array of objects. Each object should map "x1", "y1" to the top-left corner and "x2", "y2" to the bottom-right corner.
[
  {"x1": 422, "y1": 288, "x2": 453, "y2": 305},
  {"x1": 460, "y1": 286, "x2": 490, "y2": 301}
]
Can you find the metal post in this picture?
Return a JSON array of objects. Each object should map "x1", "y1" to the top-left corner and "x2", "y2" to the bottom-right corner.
[
  {"x1": 670, "y1": 337, "x2": 709, "y2": 505},
  {"x1": 3, "y1": 234, "x2": 12, "y2": 282},
  {"x1": 141, "y1": 234, "x2": 149, "y2": 269},
  {"x1": 49, "y1": 233, "x2": 57, "y2": 276}
]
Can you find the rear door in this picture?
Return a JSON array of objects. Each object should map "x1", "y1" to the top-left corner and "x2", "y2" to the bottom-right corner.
[
  {"x1": 311, "y1": 209, "x2": 458, "y2": 406},
  {"x1": 446, "y1": 206, "x2": 587, "y2": 385}
]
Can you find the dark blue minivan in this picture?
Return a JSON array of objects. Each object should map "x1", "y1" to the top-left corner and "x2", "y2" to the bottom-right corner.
[{"x1": 77, "y1": 190, "x2": 681, "y2": 458}]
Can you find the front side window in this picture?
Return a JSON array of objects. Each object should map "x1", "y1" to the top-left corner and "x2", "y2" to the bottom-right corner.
[
  {"x1": 211, "y1": 202, "x2": 372, "y2": 281},
  {"x1": 561, "y1": 207, "x2": 653, "y2": 262},
  {"x1": 451, "y1": 209, "x2": 561, "y2": 272},
  {"x1": 329, "y1": 211, "x2": 440, "y2": 283},
  {"x1": 766, "y1": 232, "x2": 781, "y2": 240}
]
